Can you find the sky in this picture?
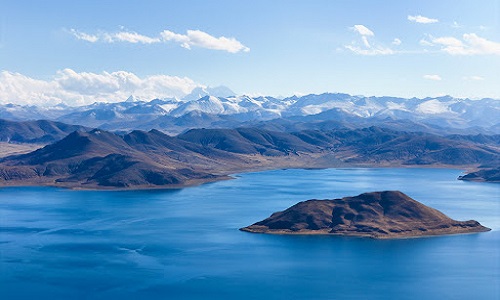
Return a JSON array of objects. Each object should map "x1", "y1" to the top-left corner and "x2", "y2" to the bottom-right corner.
[{"x1": 1, "y1": 0, "x2": 499, "y2": 106}]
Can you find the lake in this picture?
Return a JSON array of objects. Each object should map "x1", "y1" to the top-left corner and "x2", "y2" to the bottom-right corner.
[{"x1": 0, "y1": 168, "x2": 499, "y2": 299}]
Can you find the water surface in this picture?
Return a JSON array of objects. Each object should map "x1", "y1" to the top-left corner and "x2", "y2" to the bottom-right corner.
[{"x1": 0, "y1": 168, "x2": 499, "y2": 299}]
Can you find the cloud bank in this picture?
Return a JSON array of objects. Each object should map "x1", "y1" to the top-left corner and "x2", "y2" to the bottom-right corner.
[
  {"x1": 0, "y1": 69, "x2": 201, "y2": 106},
  {"x1": 69, "y1": 28, "x2": 249, "y2": 53}
]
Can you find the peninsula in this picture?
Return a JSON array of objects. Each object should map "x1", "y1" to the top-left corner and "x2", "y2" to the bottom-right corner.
[{"x1": 458, "y1": 167, "x2": 500, "y2": 183}]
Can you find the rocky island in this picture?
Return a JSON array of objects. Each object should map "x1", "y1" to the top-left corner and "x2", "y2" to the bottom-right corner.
[{"x1": 241, "y1": 191, "x2": 490, "y2": 239}]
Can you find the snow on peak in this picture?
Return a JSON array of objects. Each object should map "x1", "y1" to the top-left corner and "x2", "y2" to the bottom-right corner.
[
  {"x1": 416, "y1": 99, "x2": 452, "y2": 115},
  {"x1": 1, "y1": 92, "x2": 498, "y2": 129},
  {"x1": 182, "y1": 86, "x2": 235, "y2": 101},
  {"x1": 126, "y1": 95, "x2": 138, "y2": 102},
  {"x1": 171, "y1": 95, "x2": 225, "y2": 117}
]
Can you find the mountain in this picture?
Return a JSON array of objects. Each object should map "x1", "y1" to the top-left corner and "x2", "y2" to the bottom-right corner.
[
  {"x1": 1, "y1": 93, "x2": 498, "y2": 134},
  {"x1": 321, "y1": 126, "x2": 499, "y2": 166},
  {"x1": 179, "y1": 126, "x2": 499, "y2": 166},
  {"x1": 0, "y1": 119, "x2": 89, "y2": 144},
  {"x1": 298, "y1": 126, "x2": 498, "y2": 166},
  {"x1": 1, "y1": 126, "x2": 497, "y2": 189},
  {"x1": 178, "y1": 127, "x2": 320, "y2": 155},
  {"x1": 182, "y1": 86, "x2": 235, "y2": 101},
  {"x1": 241, "y1": 191, "x2": 490, "y2": 238},
  {"x1": 0, "y1": 129, "x2": 226, "y2": 188}
]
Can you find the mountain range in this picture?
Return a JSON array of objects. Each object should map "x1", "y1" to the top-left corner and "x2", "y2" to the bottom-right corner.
[
  {"x1": 1, "y1": 89, "x2": 498, "y2": 188},
  {"x1": 1, "y1": 125, "x2": 498, "y2": 188},
  {"x1": 1, "y1": 92, "x2": 498, "y2": 135}
]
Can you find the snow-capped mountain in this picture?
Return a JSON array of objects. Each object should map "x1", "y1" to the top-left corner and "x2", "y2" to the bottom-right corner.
[
  {"x1": 1, "y1": 92, "x2": 499, "y2": 134},
  {"x1": 182, "y1": 86, "x2": 235, "y2": 101}
]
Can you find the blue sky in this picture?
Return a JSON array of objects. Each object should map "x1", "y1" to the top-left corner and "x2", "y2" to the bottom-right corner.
[{"x1": 1, "y1": 0, "x2": 499, "y2": 105}]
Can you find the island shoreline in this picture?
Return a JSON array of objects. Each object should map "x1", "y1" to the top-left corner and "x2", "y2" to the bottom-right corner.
[{"x1": 240, "y1": 226, "x2": 492, "y2": 240}]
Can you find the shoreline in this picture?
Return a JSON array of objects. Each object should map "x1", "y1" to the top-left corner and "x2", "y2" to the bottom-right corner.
[
  {"x1": 0, "y1": 175, "x2": 233, "y2": 191},
  {"x1": 0, "y1": 163, "x2": 479, "y2": 191}
]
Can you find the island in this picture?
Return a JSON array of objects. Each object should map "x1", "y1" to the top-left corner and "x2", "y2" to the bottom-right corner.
[{"x1": 241, "y1": 191, "x2": 490, "y2": 239}]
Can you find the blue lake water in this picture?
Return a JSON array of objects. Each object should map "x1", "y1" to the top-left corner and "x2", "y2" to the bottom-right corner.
[{"x1": 0, "y1": 168, "x2": 499, "y2": 299}]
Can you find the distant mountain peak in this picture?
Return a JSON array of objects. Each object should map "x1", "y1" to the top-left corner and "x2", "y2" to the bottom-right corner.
[
  {"x1": 1, "y1": 92, "x2": 499, "y2": 134},
  {"x1": 126, "y1": 95, "x2": 139, "y2": 102},
  {"x1": 183, "y1": 85, "x2": 235, "y2": 101}
]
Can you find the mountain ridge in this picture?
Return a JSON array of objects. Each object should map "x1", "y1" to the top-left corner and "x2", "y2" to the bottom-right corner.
[
  {"x1": 0, "y1": 125, "x2": 498, "y2": 189},
  {"x1": 2, "y1": 93, "x2": 498, "y2": 135}
]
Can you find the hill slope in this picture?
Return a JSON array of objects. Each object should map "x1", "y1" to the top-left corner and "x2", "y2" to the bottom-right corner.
[{"x1": 0, "y1": 126, "x2": 498, "y2": 189}]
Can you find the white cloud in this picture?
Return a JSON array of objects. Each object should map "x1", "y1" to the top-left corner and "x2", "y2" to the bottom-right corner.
[
  {"x1": 419, "y1": 39, "x2": 434, "y2": 47},
  {"x1": 432, "y1": 36, "x2": 463, "y2": 47},
  {"x1": 69, "y1": 28, "x2": 249, "y2": 53},
  {"x1": 344, "y1": 25, "x2": 499, "y2": 57},
  {"x1": 69, "y1": 29, "x2": 99, "y2": 43},
  {"x1": 70, "y1": 29, "x2": 159, "y2": 44},
  {"x1": 351, "y1": 25, "x2": 374, "y2": 36},
  {"x1": 408, "y1": 15, "x2": 439, "y2": 24},
  {"x1": 463, "y1": 75, "x2": 485, "y2": 81},
  {"x1": 423, "y1": 74, "x2": 442, "y2": 81},
  {"x1": 0, "y1": 69, "x2": 201, "y2": 106},
  {"x1": 160, "y1": 29, "x2": 250, "y2": 53},
  {"x1": 361, "y1": 36, "x2": 371, "y2": 48},
  {"x1": 345, "y1": 25, "x2": 394, "y2": 55},
  {"x1": 469, "y1": 75, "x2": 485, "y2": 81},
  {"x1": 431, "y1": 33, "x2": 500, "y2": 55},
  {"x1": 0, "y1": 71, "x2": 61, "y2": 106},
  {"x1": 344, "y1": 45, "x2": 394, "y2": 55},
  {"x1": 159, "y1": 30, "x2": 190, "y2": 46},
  {"x1": 112, "y1": 31, "x2": 161, "y2": 44},
  {"x1": 451, "y1": 21, "x2": 461, "y2": 29}
]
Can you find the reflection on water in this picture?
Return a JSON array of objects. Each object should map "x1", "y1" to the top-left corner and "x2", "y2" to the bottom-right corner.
[{"x1": 0, "y1": 168, "x2": 499, "y2": 299}]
